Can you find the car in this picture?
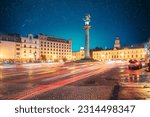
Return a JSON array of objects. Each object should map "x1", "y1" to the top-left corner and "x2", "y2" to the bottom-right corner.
[
  {"x1": 128, "y1": 59, "x2": 142, "y2": 69},
  {"x1": 140, "y1": 59, "x2": 146, "y2": 67},
  {"x1": 145, "y1": 59, "x2": 150, "y2": 71}
]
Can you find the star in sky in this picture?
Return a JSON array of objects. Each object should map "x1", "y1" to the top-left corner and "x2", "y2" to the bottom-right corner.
[{"x1": 0, "y1": 0, "x2": 150, "y2": 51}]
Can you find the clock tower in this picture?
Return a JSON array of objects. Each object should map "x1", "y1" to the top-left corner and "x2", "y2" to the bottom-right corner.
[{"x1": 114, "y1": 36, "x2": 120, "y2": 49}]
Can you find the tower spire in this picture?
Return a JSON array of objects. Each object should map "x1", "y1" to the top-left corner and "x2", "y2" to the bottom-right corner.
[{"x1": 114, "y1": 36, "x2": 121, "y2": 49}]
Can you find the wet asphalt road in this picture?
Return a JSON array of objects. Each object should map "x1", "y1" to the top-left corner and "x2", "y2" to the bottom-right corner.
[
  {"x1": 119, "y1": 65, "x2": 150, "y2": 100},
  {"x1": 0, "y1": 62, "x2": 150, "y2": 100}
]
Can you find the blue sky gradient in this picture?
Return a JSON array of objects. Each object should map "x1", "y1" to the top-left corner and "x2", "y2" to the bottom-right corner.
[{"x1": 0, "y1": 0, "x2": 150, "y2": 51}]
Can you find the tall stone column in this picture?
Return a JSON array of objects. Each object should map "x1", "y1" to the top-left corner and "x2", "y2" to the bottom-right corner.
[
  {"x1": 84, "y1": 25, "x2": 91, "y2": 59},
  {"x1": 84, "y1": 14, "x2": 91, "y2": 59}
]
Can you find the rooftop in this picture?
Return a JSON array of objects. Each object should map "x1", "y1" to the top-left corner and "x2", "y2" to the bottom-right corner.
[{"x1": 37, "y1": 34, "x2": 71, "y2": 43}]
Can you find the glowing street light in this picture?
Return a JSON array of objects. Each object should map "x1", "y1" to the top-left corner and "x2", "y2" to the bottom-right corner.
[
  {"x1": 0, "y1": 54, "x2": 3, "y2": 62},
  {"x1": 53, "y1": 55, "x2": 56, "y2": 61},
  {"x1": 72, "y1": 56, "x2": 76, "y2": 61},
  {"x1": 102, "y1": 54, "x2": 105, "y2": 57},
  {"x1": 29, "y1": 55, "x2": 32, "y2": 58},
  {"x1": 121, "y1": 53, "x2": 124, "y2": 56},
  {"x1": 120, "y1": 53, "x2": 124, "y2": 57},
  {"x1": 0, "y1": 54, "x2": 2, "y2": 58},
  {"x1": 101, "y1": 54, "x2": 105, "y2": 61}
]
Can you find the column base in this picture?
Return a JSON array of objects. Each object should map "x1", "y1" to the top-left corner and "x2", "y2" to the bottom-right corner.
[
  {"x1": 75, "y1": 58, "x2": 97, "y2": 63},
  {"x1": 83, "y1": 57, "x2": 91, "y2": 60}
]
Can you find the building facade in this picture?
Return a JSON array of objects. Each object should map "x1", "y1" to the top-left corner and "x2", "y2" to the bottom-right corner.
[
  {"x1": 0, "y1": 41, "x2": 21, "y2": 61},
  {"x1": 0, "y1": 34, "x2": 72, "y2": 63},
  {"x1": 21, "y1": 34, "x2": 39, "y2": 62},
  {"x1": 72, "y1": 37, "x2": 146, "y2": 61},
  {"x1": 93, "y1": 48, "x2": 145, "y2": 61},
  {"x1": 0, "y1": 34, "x2": 21, "y2": 62},
  {"x1": 38, "y1": 34, "x2": 72, "y2": 61},
  {"x1": 72, "y1": 49, "x2": 85, "y2": 61}
]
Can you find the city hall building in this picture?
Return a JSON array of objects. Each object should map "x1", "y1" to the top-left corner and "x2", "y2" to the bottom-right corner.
[
  {"x1": 0, "y1": 34, "x2": 72, "y2": 62},
  {"x1": 72, "y1": 36, "x2": 146, "y2": 61},
  {"x1": 93, "y1": 48, "x2": 145, "y2": 61}
]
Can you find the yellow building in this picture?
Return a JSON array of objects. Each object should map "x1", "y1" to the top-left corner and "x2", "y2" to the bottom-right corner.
[
  {"x1": 93, "y1": 36, "x2": 146, "y2": 61},
  {"x1": 72, "y1": 37, "x2": 146, "y2": 61},
  {"x1": 72, "y1": 48, "x2": 145, "y2": 61},
  {"x1": 93, "y1": 48, "x2": 145, "y2": 61},
  {"x1": 0, "y1": 33, "x2": 72, "y2": 63},
  {"x1": 38, "y1": 34, "x2": 72, "y2": 61},
  {"x1": 21, "y1": 34, "x2": 39, "y2": 62},
  {"x1": 0, "y1": 34, "x2": 21, "y2": 62},
  {"x1": 0, "y1": 41, "x2": 21, "y2": 60},
  {"x1": 72, "y1": 49, "x2": 85, "y2": 61}
]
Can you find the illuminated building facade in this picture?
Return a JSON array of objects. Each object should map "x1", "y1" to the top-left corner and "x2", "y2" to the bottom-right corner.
[
  {"x1": 38, "y1": 34, "x2": 72, "y2": 61},
  {"x1": 0, "y1": 41, "x2": 21, "y2": 61},
  {"x1": 0, "y1": 34, "x2": 21, "y2": 62},
  {"x1": 21, "y1": 34, "x2": 39, "y2": 62},
  {"x1": 0, "y1": 34, "x2": 72, "y2": 63},
  {"x1": 72, "y1": 47, "x2": 85, "y2": 61},
  {"x1": 93, "y1": 37, "x2": 145, "y2": 61},
  {"x1": 73, "y1": 37, "x2": 146, "y2": 61},
  {"x1": 93, "y1": 48, "x2": 145, "y2": 61}
]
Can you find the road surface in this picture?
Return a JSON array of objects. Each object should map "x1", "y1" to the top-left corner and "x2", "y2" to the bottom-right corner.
[{"x1": 0, "y1": 62, "x2": 150, "y2": 100}]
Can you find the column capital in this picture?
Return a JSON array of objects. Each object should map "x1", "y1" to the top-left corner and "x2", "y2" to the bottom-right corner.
[{"x1": 84, "y1": 25, "x2": 91, "y2": 29}]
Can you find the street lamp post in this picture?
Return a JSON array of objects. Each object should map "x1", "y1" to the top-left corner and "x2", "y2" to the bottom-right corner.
[
  {"x1": 29, "y1": 55, "x2": 32, "y2": 63},
  {"x1": 34, "y1": 51, "x2": 37, "y2": 62}
]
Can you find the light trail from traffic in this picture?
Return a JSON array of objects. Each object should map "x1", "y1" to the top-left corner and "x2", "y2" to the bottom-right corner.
[{"x1": 8, "y1": 63, "x2": 116, "y2": 100}]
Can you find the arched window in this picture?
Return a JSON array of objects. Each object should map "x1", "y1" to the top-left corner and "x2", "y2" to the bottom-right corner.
[{"x1": 28, "y1": 34, "x2": 33, "y2": 41}]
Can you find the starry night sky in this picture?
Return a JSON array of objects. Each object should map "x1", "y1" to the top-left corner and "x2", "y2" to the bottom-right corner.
[{"x1": 0, "y1": 0, "x2": 150, "y2": 51}]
